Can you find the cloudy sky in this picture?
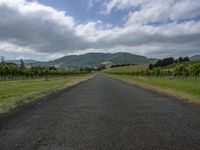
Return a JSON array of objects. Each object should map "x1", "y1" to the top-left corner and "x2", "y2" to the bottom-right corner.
[{"x1": 0, "y1": 0, "x2": 200, "y2": 60}]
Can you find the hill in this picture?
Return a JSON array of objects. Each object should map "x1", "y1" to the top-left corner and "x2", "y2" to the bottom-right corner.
[
  {"x1": 33, "y1": 52, "x2": 156, "y2": 68},
  {"x1": 190, "y1": 55, "x2": 200, "y2": 60},
  {"x1": 6, "y1": 59, "x2": 38, "y2": 65}
]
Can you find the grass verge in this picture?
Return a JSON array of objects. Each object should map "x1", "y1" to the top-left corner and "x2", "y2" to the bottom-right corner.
[
  {"x1": 107, "y1": 74, "x2": 200, "y2": 103},
  {"x1": 0, "y1": 75, "x2": 92, "y2": 113}
]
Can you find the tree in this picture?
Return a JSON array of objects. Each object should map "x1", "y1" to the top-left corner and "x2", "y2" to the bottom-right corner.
[
  {"x1": 178, "y1": 57, "x2": 190, "y2": 63},
  {"x1": 153, "y1": 57, "x2": 175, "y2": 68},
  {"x1": 183, "y1": 57, "x2": 190, "y2": 62},
  {"x1": 49, "y1": 66, "x2": 57, "y2": 71},
  {"x1": 148, "y1": 64, "x2": 154, "y2": 70},
  {"x1": 178, "y1": 57, "x2": 183, "y2": 63}
]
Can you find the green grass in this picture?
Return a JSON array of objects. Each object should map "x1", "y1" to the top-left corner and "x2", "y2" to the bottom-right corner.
[
  {"x1": 0, "y1": 75, "x2": 92, "y2": 113},
  {"x1": 103, "y1": 64, "x2": 148, "y2": 74},
  {"x1": 108, "y1": 75, "x2": 200, "y2": 102}
]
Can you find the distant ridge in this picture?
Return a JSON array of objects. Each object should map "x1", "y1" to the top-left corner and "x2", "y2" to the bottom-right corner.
[
  {"x1": 33, "y1": 52, "x2": 156, "y2": 68},
  {"x1": 6, "y1": 59, "x2": 37, "y2": 65},
  {"x1": 190, "y1": 55, "x2": 200, "y2": 60}
]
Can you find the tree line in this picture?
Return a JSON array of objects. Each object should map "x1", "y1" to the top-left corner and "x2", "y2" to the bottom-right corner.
[{"x1": 149, "y1": 57, "x2": 190, "y2": 69}]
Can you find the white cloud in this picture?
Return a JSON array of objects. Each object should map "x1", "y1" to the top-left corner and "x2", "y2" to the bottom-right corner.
[
  {"x1": 83, "y1": 0, "x2": 105, "y2": 10},
  {"x1": 0, "y1": 0, "x2": 200, "y2": 60},
  {"x1": 170, "y1": 0, "x2": 200, "y2": 20},
  {"x1": 103, "y1": 0, "x2": 149, "y2": 14},
  {"x1": 0, "y1": 0, "x2": 90, "y2": 53},
  {"x1": 0, "y1": 42, "x2": 32, "y2": 53},
  {"x1": 104, "y1": 0, "x2": 200, "y2": 24}
]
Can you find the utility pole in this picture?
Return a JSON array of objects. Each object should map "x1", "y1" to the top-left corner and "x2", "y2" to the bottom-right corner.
[
  {"x1": 0, "y1": 56, "x2": 5, "y2": 63},
  {"x1": 20, "y1": 59, "x2": 25, "y2": 69}
]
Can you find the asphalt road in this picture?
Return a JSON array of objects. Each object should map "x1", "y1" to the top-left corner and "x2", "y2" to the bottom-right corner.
[{"x1": 0, "y1": 75, "x2": 200, "y2": 150}]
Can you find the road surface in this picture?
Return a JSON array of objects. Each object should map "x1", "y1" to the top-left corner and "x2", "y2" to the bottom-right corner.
[{"x1": 0, "y1": 75, "x2": 200, "y2": 150}]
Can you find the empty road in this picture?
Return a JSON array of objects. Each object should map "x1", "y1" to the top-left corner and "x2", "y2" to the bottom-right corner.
[{"x1": 0, "y1": 75, "x2": 200, "y2": 150}]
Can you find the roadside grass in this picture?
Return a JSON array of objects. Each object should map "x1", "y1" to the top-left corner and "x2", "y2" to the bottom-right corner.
[
  {"x1": 0, "y1": 75, "x2": 92, "y2": 113},
  {"x1": 107, "y1": 74, "x2": 200, "y2": 103}
]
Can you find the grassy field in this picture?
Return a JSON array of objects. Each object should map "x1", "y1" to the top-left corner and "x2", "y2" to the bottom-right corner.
[
  {"x1": 0, "y1": 75, "x2": 92, "y2": 113},
  {"x1": 108, "y1": 75, "x2": 200, "y2": 102},
  {"x1": 103, "y1": 64, "x2": 148, "y2": 74}
]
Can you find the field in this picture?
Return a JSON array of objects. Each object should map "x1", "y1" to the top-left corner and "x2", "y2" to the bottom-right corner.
[
  {"x1": 104, "y1": 62, "x2": 200, "y2": 102},
  {"x1": 0, "y1": 75, "x2": 92, "y2": 113},
  {"x1": 103, "y1": 64, "x2": 148, "y2": 74}
]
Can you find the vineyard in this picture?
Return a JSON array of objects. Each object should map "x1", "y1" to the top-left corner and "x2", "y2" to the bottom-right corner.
[
  {"x1": 104, "y1": 60, "x2": 200, "y2": 102},
  {"x1": 0, "y1": 62, "x2": 89, "y2": 80},
  {"x1": 104, "y1": 61, "x2": 200, "y2": 77}
]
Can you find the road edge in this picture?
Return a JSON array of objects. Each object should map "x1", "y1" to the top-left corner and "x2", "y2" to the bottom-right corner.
[
  {"x1": 104, "y1": 74, "x2": 199, "y2": 105},
  {"x1": 0, "y1": 75, "x2": 95, "y2": 125}
]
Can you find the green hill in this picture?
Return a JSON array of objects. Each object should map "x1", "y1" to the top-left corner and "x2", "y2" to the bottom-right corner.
[{"x1": 33, "y1": 52, "x2": 156, "y2": 68}]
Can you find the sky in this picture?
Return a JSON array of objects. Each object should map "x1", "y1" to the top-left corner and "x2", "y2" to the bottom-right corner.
[{"x1": 0, "y1": 0, "x2": 200, "y2": 61}]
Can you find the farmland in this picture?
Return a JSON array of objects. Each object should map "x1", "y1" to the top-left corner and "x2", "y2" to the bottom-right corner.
[
  {"x1": 0, "y1": 62, "x2": 90, "y2": 80},
  {"x1": 164, "y1": 60, "x2": 200, "y2": 69},
  {"x1": 103, "y1": 64, "x2": 148, "y2": 74}
]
